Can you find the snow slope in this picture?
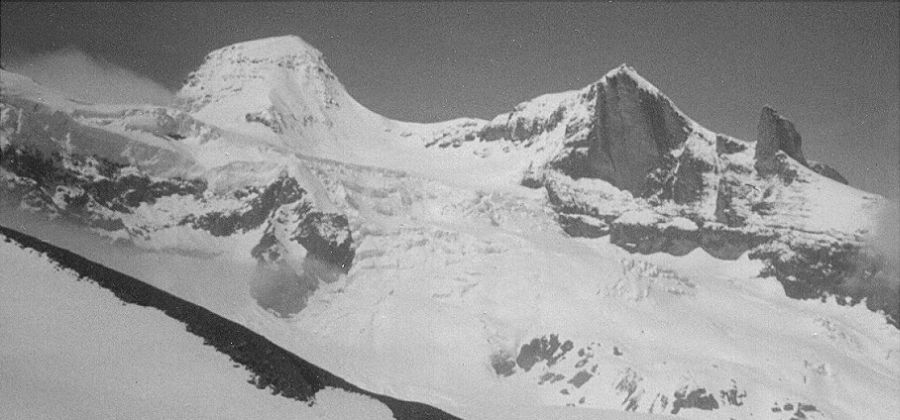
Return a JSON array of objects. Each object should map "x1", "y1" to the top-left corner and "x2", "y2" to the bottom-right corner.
[{"x1": 0, "y1": 231, "x2": 396, "y2": 420}]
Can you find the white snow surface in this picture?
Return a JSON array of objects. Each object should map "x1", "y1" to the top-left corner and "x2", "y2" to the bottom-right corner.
[{"x1": 0, "y1": 234, "x2": 396, "y2": 420}]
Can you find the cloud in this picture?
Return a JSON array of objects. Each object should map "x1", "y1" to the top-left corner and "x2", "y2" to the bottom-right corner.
[
  {"x1": 851, "y1": 201, "x2": 900, "y2": 324},
  {"x1": 868, "y1": 201, "x2": 900, "y2": 272},
  {"x1": 4, "y1": 47, "x2": 174, "y2": 106}
]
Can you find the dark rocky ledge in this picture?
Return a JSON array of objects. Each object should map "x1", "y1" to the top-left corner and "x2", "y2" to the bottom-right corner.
[{"x1": 0, "y1": 225, "x2": 459, "y2": 420}]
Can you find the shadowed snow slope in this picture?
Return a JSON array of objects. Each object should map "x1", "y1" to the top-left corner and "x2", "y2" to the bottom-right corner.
[{"x1": 2, "y1": 35, "x2": 898, "y2": 419}]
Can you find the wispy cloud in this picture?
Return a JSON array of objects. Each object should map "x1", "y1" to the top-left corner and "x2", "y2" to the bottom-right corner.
[{"x1": 4, "y1": 47, "x2": 174, "y2": 106}]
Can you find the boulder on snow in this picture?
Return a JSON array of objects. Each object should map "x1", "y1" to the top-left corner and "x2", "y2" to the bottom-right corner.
[{"x1": 558, "y1": 213, "x2": 609, "y2": 238}]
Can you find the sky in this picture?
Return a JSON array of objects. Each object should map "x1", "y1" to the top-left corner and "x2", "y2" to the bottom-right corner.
[{"x1": 1, "y1": 2, "x2": 898, "y2": 199}]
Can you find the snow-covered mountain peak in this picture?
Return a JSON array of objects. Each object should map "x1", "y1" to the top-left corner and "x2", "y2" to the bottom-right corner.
[
  {"x1": 185, "y1": 35, "x2": 329, "y2": 82},
  {"x1": 211, "y1": 35, "x2": 323, "y2": 61},
  {"x1": 176, "y1": 35, "x2": 356, "y2": 138}
]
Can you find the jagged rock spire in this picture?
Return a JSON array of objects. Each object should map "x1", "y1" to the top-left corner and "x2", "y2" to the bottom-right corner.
[
  {"x1": 754, "y1": 106, "x2": 848, "y2": 184},
  {"x1": 755, "y1": 106, "x2": 808, "y2": 166}
]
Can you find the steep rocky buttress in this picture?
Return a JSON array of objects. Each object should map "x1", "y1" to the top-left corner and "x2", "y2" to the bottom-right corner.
[{"x1": 458, "y1": 65, "x2": 895, "y2": 327}]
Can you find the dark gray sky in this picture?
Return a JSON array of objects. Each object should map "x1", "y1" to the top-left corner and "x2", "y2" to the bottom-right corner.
[{"x1": 2, "y1": 2, "x2": 898, "y2": 199}]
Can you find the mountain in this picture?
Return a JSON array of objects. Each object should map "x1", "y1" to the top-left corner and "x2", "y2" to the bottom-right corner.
[{"x1": 2, "y1": 35, "x2": 897, "y2": 419}]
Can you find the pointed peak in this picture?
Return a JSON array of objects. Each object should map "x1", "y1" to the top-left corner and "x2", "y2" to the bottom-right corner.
[
  {"x1": 599, "y1": 63, "x2": 661, "y2": 96},
  {"x1": 616, "y1": 62, "x2": 635, "y2": 73},
  {"x1": 756, "y1": 104, "x2": 808, "y2": 167},
  {"x1": 759, "y1": 106, "x2": 797, "y2": 131},
  {"x1": 603, "y1": 63, "x2": 639, "y2": 79},
  {"x1": 761, "y1": 105, "x2": 780, "y2": 117}
]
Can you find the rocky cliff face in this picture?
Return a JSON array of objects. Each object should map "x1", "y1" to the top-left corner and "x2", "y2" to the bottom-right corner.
[
  {"x1": 584, "y1": 68, "x2": 694, "y2": 196},
  {"x1": 756, "y1": 106, "x2": 808, "y2": 168}
]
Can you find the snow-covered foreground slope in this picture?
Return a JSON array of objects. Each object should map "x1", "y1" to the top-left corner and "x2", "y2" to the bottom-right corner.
[
  {"x1": 0, "y1": 224, "x2": 679, "y2": 420},
  {"x1": 2, "y1": 34, "x2": 898, "y2": 419},
  {"x1": 0, "y1": 230, "x2": 397, "y2": 420}
]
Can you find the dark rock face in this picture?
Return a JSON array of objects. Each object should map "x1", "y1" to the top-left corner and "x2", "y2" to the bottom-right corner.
[
  {"x1": 610, "y1": 220, "x2": 699, "y2": 257},
  {"x1": 585, "y1": 71, "x2": 692, "y2": 195},
  {"x1": 714, "y1": 175, "x2": 754, "y2": 227},
  {"x1": 182, "y1": 175, "x2": 305, "y2": 237},
  {"x1": 716, "y1": 134, "x2": 749, "y2": 155},
  {"x1": 696, "y1": 225, "x2": 771, "y2": 260},
  {"x1": 290, "y1": 209, "x2": 354, "y2": 271},
  {"x1": 558, "y1": 213, "x2": 609, "y2": 238},
  {"x1": 751, "y1": 241, "x2": 899, "y2": 327},
  {"x1": 670, "y1": 387, "x2": 719, "y2": 415},
  {"x1": 540, "y1": 372, "x2": 567, "y2": 385},
  {"x1": 670, "y1": 143, "x2": 718, "y2": 204},
  {"x1": 756, "y1": 106, "x2": 808, "y2": 168},
  {"x1": 808, "y1": 160, "x2": 849, "y2": 185},
  {"x1": 479, "y1": 105, "x2": 565, "y2": 143},
  {"x1": 610, "y1": 219, "x2": 770, "y2": 260},
  {"x1": 516, "y1": 334, "x2": 574, "y2": 372},
  {"x1": 567, "y1": 370, "x2": 593, "y2": 388},
  {"x1": 247, "y1": 200, "x2": 355, "y2": 316},
  {"x1": 245, "y1": 108, "x2": 285, "y2": 134},
  {"x1": 2, "y1": 144, "x2": 206, "y2": 227},
  {"x1": 250, "y1": 203, "x2": 354, "y2": 272},
  {"x1": 754, "y1": 106, "x2": 850, "y2": 185}
]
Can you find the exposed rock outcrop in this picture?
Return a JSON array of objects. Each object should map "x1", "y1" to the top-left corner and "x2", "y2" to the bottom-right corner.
[
  {"x1": 754, "y1": 106, "x2": 849, "y2": 185},
  {"x1": 250, "y1": 201, "x2": 354, "y2": 271},
  {"x1": 751, "y1": 239, "x2": 898, "y2": 326},
  {"x1": 756, "y1": 106, "x2": 808, "y2": 168},
  {"x1": 516, "y1": 334, "x2": 575, "y2": 372},
  {"x1": 809, "y1": 160, "x2": 849, "y2": 184},
  {"x1": 522, "y1": 80, "x2": 889, "y2": 326},
  {"x1": 584, "y1": 66, "x2": 693, "y2": 195}
]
